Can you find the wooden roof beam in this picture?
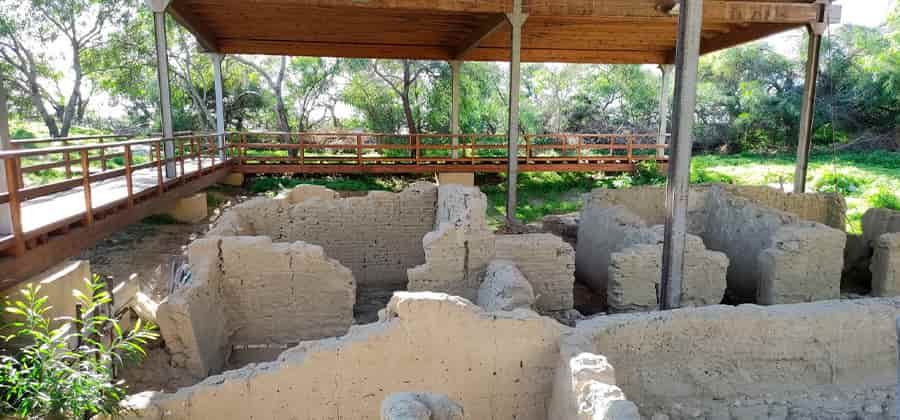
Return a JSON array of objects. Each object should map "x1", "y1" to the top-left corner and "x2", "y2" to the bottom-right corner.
[
  {"x1": 235, "y1": 0, "x2": 513, "y2": 14},
  {"x1": 524, "y1": 0, "x2": 819, "y2": 23},
  {"x1": 662, "y1": 22, "x2": 800, "y2": 62},
  {"x1": 168, "y1": 2, "x2": 220, "y2": 52},
  {"x1": 453, "y1": 14, "x2": 508, "y2": 60}
]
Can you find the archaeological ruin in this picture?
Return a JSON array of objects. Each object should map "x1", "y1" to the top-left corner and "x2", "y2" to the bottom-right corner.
[{"x1": 80, "y1": 180, "x2": 900, "y2": 420}]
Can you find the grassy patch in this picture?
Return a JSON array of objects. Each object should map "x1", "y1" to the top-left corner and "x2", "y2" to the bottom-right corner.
[
  {"x1": 691, "y1": 151, "x2": 900, "y2": 232},
  {"x1": 248, "y1": 174, "x2": 419, "y2": 195}
]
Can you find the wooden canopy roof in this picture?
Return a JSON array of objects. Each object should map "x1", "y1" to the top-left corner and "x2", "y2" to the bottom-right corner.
[{"x1": 167, "y1": 0, "x2": 826, "y2": 64}]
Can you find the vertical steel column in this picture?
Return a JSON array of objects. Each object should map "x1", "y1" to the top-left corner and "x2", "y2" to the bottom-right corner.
[
  {"x1": 505, "y1": 0, "x2": 527, "y2": 227},
  {"x1": 660, "y1": 0, "x2": 704, "y2": 310},
  {"x1": 211, "y1": 53, "x2": 227, "y2": 159},
  {"x1": 794, "y1": 24, "x2": 824, "y2": 194},
  {"x1": 450, "y1": 60, "x2": 462, "y2": 159},
  {"x1": 152, "y1": 9, "x2": 176, "y2": 178},
  {"x1": 0, "y1": 80, "x2": 12, "y2": 234},
  {"x1": 657, "y1": 64, "x2": 674, "y2": 158}
]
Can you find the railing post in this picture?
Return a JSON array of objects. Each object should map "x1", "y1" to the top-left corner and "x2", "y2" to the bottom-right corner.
[
  {"x1": 80, "y1": 150, "x2": 93, "y2": 225},
  {"x1": 357, "y1": 134, "x2": 363, "y2": 167},
  {"x1": 99, "y1": 138, "x2": 107, "y2": 171},
  {"x1": 155, "y1": 143, "x2": 164, "y2": 195},
  {"x1": 3, "y1": 158, "x2": 26, "y2": 256},
  {"x1": 196, "y1": 137, "x2": 203, "y2": 173},
  {"x1": 627, "y1": 135, "x2": 634, "y2": 163},
  {"x1": 124, "y1": 145, "x2": 134, "y2": 208},
  {"x1": 577, "y1": 135, "x2": 583, "y2": 163},
  {"x1": 299, "y1": 133, "x2": 305, "y2": 167},
  {"x1": 63, "y1": 140, "x2": 72, "y2": 179},
  {"x1": 470, "y1": 135, "x2": 476, "y2": 165},
  {"x1": 179, "y1": 139, "x2": 185, "y2": 180}
]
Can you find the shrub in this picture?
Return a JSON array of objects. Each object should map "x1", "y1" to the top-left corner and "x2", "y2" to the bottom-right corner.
[
  {"x1": 690, "y1": 167, "x2": 735, "y2": 184},
  {"x1": 812, "y1": 172, "x2": 867, "y2": 195},
  {"x1": 0, "y1": 276, "x2": 158, "y2": 419},
  {"x1": 865, "y1": 186, "x2": 900, "y2": 211},
  {"x1": 633, "y1": 160, "x2": 666, "y2": 186}
]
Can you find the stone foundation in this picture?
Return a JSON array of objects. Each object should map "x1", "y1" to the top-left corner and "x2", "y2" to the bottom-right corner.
[{"x1": 494, "y1": 233, "x2": 575, "y2": 312}]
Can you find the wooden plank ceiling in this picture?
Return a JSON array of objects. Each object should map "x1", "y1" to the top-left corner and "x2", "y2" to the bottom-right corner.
[{"x1": 168, "y1": 0, "x2": 820, "y2": 64}]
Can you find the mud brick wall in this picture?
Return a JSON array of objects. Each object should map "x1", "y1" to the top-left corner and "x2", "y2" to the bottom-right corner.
[
  {"x1": 565, "y1": 299, "x2": 900, "y2": 419},
  {"x1": 123, "y1": 293, "x2": 567, "y2": 420},
  {"x1": 210, "y1": 183, "x2": 437, "y2": 292},
  {"x1": 494, "y1": 233, "x2": 575, "y2": 312}
]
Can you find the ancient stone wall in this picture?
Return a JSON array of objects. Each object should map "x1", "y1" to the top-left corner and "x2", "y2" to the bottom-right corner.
[
  {"x1": 217, "y1": 236, "x2": 356, "y2": 345},
  {"x1": 209, "y1": 183, "x2": 437, "y2": 293},
  {"x1": 575, "y1": 204, "x2": 656, "y2": 294},
  {"x1": 564, "y1": 299, "x2": 900, "y2": 419},
  {"x1": 863, "y1": 208, "x2": 900, "y2": 246},
  {"x1": 608, "y1": 226, "x2": 728, "y2": 313},
  {"x1": 156, "y1": 236, "x2": 356, "y2": 379},
  {"x1": 872, "y1": 232, "x2": 900, "y2": 297},
  {"x1": 702, "y1": 186, "x2": 844, "y2": 303},
  {"x1": 756, "y1": 223, "x2": 846, "y2": 304},
  {"x1": 582, "y1": 184, "x2": 846, "y2": 232},
  {"x1": 494, "y1": 234, "x2": 575, "y2": 311},
  {"x1": 123, "y1": 293, "x2": 567, "y2": 420},
  {"x1": 407, "y1": 185, "x2": 495, "y2": 302}
]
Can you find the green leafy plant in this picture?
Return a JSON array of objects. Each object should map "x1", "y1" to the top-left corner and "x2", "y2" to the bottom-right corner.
[
  {"x1": 865, "y1": 186, "x2": 900, "y2": 211},
  {"x1": 813, "y1": 172, "x2": 867, "y2": 195},
  {"x1": 0, "y1": 276, "x2": 158, "y2": 419},
  {"x1": 633, "y1": 160, "x2": 666, "y2": 186}
]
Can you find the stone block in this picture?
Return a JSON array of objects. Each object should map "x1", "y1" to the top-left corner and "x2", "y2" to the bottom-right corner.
[
  {"x1": 871, "y1": 232, "x2": 900, "y2": 297},
  {"x1": 607, "y1": 227, "x2": 727, "y2": 313},
  {"x1": 221, "y1": 172, "x2": 244, "y2": 186},
  {"x1": 476, "y1": 260, "x2": 535, "y2": 312},
  {"x1": 166, "y1": 193, "x2": 208, "y2": 223},
  {"x1": 863, "y1": 208, "x2": 900, "y2": 246},
  {"x1": 756, "y1": 223, "x2": 846, "y2": 305},
  {"x1": 2, "y1": 260, "x2": 91, "y2": 329},
  {"x1": 437, "y1": 172, "x2": 475, "y2": 187},
  {"x1": 381, "y1": 393, "x2": 465, "y2": 420},
  {"x1": 495, "y1": 233, "x2": 575, "y2": 311}
]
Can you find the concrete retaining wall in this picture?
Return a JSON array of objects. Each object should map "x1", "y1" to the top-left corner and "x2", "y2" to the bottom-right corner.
[
  {"x1": 561, "y1": 299, "x2": 900, "y2": 419},
  {"x1": 210, "y1": 183, "x2": 437, "y2": 292},
  {"x1": 123, "y1": 293, "x2": 567, "y2": 420}
]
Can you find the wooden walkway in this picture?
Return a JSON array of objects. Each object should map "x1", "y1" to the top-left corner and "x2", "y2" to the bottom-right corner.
[{"x1": 0, "y1": 131, "x2": 667, "y2": 287}]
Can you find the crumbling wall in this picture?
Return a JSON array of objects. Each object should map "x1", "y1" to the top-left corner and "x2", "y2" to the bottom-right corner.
[
  {"x1": 157, "y1": 236, "x2": 356, "y2": 379},
  {"x1": 582, "y1": 184, "x2": 846, "y2": 233},
  {"x1": 872, "y1": 232, "x2": 900, "y2": 297},
  {"x1": 407, "y1": 186, "x2": 495, "y2": 301},
  {"x1": 863, "y1": 208, "x2": 900, "y2": 246},
  {"x1": 608, "y1": 227, "x2": 728, "y2": 313},
  {"x1": 542, "y1": 212, "x2": 579, "y2": 245},
  {"x1": 476, "y1": 260, "x2": 535, "y2": 312},
  {"x1": 217, "y1": 236, "x2": 356, "y2": 345},
  {"x1": 122, "y1": 292, "x2": 567, "y2": 420},
  {"x1": 156, "y1": 238, "x2": 229, "y2": 380},
  {"x1": 701, "y1": 187, "x2": 800, "y2": 301},
  {"x1": 575, "y1": 204, "x2": 656, "y2": 294},
  {"x1": 568, "y1": 299, "x2": 900, "y2": 419},
  {"x1": 494, "y1": 234, "x2": 575, "y2": 311},
  {"x1": 1, "y1": 260, "x2": 91, "y2": 330},
  {"x1": 725, "y1": 185, "x2": 847, "y2": 230},
  {"x1": 757, "y1": 223, "x2": 846, "y2": 304},
  {"x1": 209, "y1": 183, "x2": 437, "y2": 292}
]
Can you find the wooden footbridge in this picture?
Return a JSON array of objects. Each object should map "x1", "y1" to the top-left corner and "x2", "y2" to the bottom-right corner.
[{"x1": 0, "y1": 131, "x2": 665, "y2": 285}]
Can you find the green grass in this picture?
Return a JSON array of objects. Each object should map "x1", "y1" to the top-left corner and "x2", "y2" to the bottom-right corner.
[
  {"x1": 248, "y1": 174, "x2": 418, "y2": 195},
  {"x1": 692, "y1": 151, "x2": 900, "y2": 233},
  {"x1": 481, "y1": 172, "x2": 607, "y2": 227}
]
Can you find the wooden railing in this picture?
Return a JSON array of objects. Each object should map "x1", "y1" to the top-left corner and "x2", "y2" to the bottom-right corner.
[
  {"x1": 0, "y1": 134, "x2": 231, "y2": 257},
  {"x1": 233, "y1": 132, "x2": 666, "y2": 172},
  {"x1": 0, "y1": 130, "x2": 667, "y2": 258}
]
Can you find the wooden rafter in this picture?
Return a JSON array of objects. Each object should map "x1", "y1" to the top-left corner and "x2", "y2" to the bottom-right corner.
[{"x1": 452, "y1": 14, "x2": 508, "y2": 60}]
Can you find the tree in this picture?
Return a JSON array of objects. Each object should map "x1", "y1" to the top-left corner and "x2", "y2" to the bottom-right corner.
[
  {"x1": 370, "y1": 60, "x2": 441, "y2": 135},
  {"x1": 0, "y1": 0, "x2": 130, "y2": 137},
  {"x1": 286, "y1": 57, "x2": 342, "y2": 132}
]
